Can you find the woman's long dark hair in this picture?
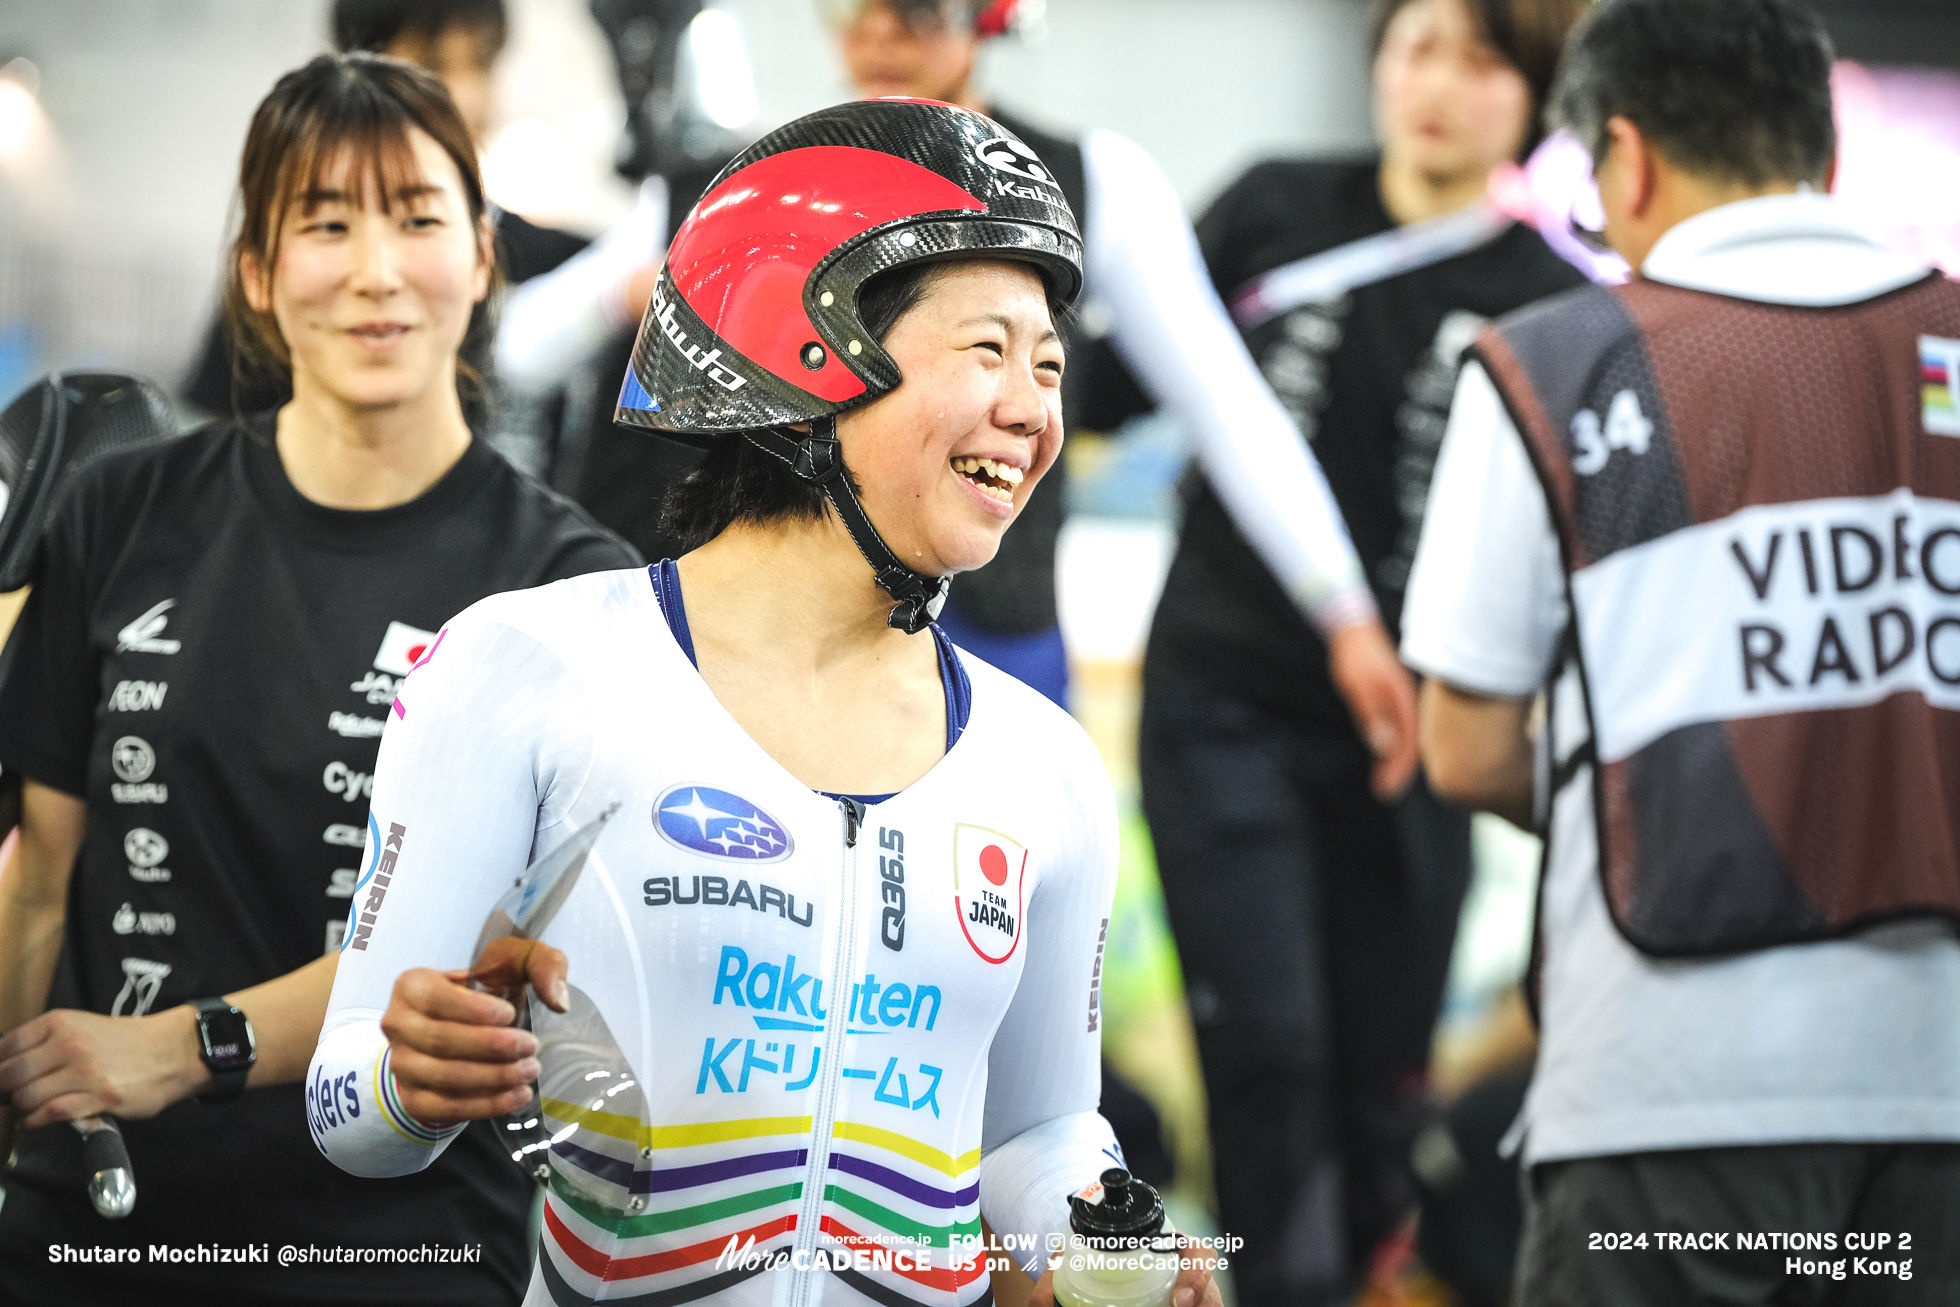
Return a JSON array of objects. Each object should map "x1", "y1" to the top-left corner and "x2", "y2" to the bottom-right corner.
[{"x1": 221, "y1": 53, "x2": 500, "y2": 420}]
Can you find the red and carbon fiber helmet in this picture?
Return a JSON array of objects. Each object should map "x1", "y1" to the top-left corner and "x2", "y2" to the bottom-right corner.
[{"x1": 614, "y1": 96, "x2": 1082, "y2": 437}]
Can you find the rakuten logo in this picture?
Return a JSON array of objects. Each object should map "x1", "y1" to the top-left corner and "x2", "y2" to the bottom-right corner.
[{"x1": 710, "y1": 946, "x2": 942, "y2": 1031}]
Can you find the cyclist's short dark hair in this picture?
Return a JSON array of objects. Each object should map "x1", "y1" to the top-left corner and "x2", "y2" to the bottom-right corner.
[
  {"x1": 331, "y1": 0, "x2": 508, "y2": 61},
  {"x1": 1549, "y1": 0, "x2": 1836, "y2": 186},
  {"x1": 1370, "y1": 0, "x2": 1589, "y2": 158}
]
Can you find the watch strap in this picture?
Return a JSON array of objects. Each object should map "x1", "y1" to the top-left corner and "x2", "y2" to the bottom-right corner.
[{"x1": 191, "y1": 997, "x2": 253, "y2": 1104}]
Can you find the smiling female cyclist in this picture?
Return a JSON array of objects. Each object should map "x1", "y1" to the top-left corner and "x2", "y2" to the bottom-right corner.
[{"x1": 309, "y1": 98, "x2": 1219, "y2": 1307}]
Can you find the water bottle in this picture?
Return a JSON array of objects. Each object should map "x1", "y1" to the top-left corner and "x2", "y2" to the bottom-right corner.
[{"x1": 1051, "y1": 1168, "x2": 1179, "y2": 1307}]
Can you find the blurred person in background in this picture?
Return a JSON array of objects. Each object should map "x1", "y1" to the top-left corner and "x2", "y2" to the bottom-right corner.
[
  {"x1": 182, "y1": 0, "x2": 591, "y2": 420},
  {"x1": 1139, "y1": 0, "x2": 1586, "y2": 1301},
  {"x1": 0, "y1": 54, "x2": 636, "y2": 1303},
  {"x1": 825, "y1": 0, "x2": 1419, "y2": 750},
  {"x1": 1404, "y1": 0, "x2": 1960, "y2": 1301},
  {"x1": 506, "y1": 0, "x2": 749, "y2": 558}
]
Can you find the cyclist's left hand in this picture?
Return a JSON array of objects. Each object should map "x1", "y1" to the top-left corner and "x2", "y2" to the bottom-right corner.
[{"x1": 0, "y1": 1006, "x2": 208, "y2": 1129}]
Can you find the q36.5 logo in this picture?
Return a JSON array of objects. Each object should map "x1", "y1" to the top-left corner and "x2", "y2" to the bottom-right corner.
[{"x1": 974, "y1": 137, "x2": 1058, "y2": 189}]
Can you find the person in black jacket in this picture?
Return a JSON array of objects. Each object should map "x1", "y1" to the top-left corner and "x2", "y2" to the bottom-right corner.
[
  {"x1": 822, "y1": 0, "x2": 1422, "y2": 794},
  {"x1": 0, "y1": 54, "x2": 638, "y2": 1304},
  {"x1": 1140, "y1": 0, "x2": 1587, "y2": 1302}
]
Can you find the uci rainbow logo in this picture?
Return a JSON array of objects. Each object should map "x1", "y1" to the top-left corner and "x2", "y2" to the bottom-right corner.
[{"x1": 1921, "y1": 335, "x2": 1960, "y2": 437}]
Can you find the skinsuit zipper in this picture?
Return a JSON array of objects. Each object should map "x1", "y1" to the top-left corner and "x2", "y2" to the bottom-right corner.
[{"x1": 787, "y1": 797, "x2": 865, "y2": 1307}]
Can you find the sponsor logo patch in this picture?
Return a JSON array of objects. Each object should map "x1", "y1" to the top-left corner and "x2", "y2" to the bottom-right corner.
[
  {"x1": 349, "y1": 621, "x2": 438, "y2": 706},
  {"x1": 323, "y1": 823, "x2": 367, "y2": 848},
  {"x1": 877, "y1": 826, "x2": 905, "y2": 952},
  {"x1": 1087, "y1": 917, "x2": 1108, "y2": 1033},
  {"x1": 328, "y1": 711, "x2": 386, "y2": 739},
  {"x1": 107, "y1": 680, "x2": 167, "y2": 712},
  {"x1": 372, "y1": 621, "x2": 438, "y2": 677},
  {"x1": 116, "y1": 599, "x2": 181, "y2": 655},
  {"x1": 124, "y1": 828, "x2": 167, "y2": 867},
  {"x1": 110, "y1": 957, "x2": 170, "y2": 1017},
  {"x1": 111, "y1": 736, "x2": 155, "y2": 783},
  {"x1": 1922, "y1": 335, "x2": 1960, "y2": 437},
  {"x1": 112, "y1": 902, "x2": 176, "y2": 936},
  {"x1": 652, "y1": 284, "x2": 748, "y2": 393},
  {"x1": 110, "y1": 739, "x2": 164, "y2": 802},
  {"x1": 643, "y1": 875, "x2": 813, "y2": 925},
  {"x1": 305, "y1": 1061, "x2": 362, "y2": 1144},
  {"x1": 346, "y1": 816, "x2": 405, "y2": 952},
  {"x1": 655, "y1": 786, "x2": 793, "y2": 862},
  {"x1": 323, "y1": 761, "x2": 373, "y2": 802},
  {"x1": 951, "y1": 822, "x2": 1026, "y2": 964},
  {"x1": 125, "y1": 828, "x2": 171, "y2": 883},
  {"x1": 973, "y1": 135, "x2": 1058, "y2": 189}
]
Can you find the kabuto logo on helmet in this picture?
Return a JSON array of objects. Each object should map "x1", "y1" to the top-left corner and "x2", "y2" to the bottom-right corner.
[
  {"x1": 651, "y1": 283, "x2": 747, "y2": 393},
  {"x1": 974, "y1": 136, "x2": 1057, "y2": 189},
  {"x1": 614, "y1": 98, "x2": 1083, "y2": 634}
]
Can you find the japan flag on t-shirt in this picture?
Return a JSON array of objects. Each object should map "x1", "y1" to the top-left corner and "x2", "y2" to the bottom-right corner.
[{"x1": 371, "y1": 621, "x2": 439, "y2": 677}]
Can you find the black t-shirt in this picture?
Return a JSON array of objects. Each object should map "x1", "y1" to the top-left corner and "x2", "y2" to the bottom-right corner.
[
  {"x1": 1146, "y1": 157, "x2": 1586, "y2": 731},
  {"x1": 0, "y1": 419, "x2": 639, "y2": 1304}
]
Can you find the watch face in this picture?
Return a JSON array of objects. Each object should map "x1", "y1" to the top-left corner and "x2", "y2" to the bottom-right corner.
[{"x1": 198, "y1": 1006, "x2": 256, "y2": 1072}]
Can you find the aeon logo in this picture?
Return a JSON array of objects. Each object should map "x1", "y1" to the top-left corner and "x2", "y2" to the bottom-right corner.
[{"x1": 656, "y1": 786, "x2": 793, "y2": 863}]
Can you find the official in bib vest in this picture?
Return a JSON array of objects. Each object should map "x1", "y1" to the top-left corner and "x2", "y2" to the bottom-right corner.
[{"x1": 1402, "y1": 2, "x2": 1960, "y2": 1303}]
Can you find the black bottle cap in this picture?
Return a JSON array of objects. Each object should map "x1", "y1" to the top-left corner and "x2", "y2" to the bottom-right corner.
[{"x1": 1067, "y1": 1168, "x2": 1165, "y2": 1242}]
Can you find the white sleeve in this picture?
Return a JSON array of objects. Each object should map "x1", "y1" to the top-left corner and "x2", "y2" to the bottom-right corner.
[
  {"x1": 492, "y1": 177, "x2": 670, "y2": 393},
  {"x1": 1081, "y1": 129, "x2": 1376, "y2": 635},
  {"x1": 306, "y1": 602, "x2": 595, "y2": 1177},
  {"x1": 1399, "y1": 361, "x2": 1567, "y2": 696},
  {"x1": 977, "y1": 732, "x2": 1122, "y2": 1277}
]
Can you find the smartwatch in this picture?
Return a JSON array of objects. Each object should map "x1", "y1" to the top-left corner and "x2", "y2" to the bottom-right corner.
[{"x1": 191, "y1": 998, "x2": 256, "y2": 1104}]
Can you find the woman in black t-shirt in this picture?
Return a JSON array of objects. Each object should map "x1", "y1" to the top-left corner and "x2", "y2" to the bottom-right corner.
[
  {"x1": 1139, "y1": 1, "x2": 1586, "y2": 1304},
  {"x1": 0, "y1": 55, "x2": 636, "y2": 1304}
]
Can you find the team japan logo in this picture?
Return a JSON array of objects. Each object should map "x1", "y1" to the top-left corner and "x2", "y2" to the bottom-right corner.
[
  {"x1": 952, "y1": 823, "x2": 1026, "y2": 964},
  {"x1": 655, "y1": 785, "x2": 793, "y2": 862}
]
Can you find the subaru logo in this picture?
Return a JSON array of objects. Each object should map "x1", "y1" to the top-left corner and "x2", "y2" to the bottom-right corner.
[{"x1": 655, "y1": 786, "x2": 793, "y2": 862}]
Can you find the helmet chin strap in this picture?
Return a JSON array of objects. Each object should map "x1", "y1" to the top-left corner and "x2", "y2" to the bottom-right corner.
[{"x1": 743, "y1": 418, "x2": 951, "y2": 636}]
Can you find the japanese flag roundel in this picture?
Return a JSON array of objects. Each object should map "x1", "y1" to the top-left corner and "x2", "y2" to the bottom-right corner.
[{"x1": 952, "y1": 823, "x2": 1026, "y2": 964}]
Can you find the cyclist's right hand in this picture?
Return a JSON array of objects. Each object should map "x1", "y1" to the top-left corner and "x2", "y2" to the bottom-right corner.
[{"x1": 379, "y1": 939, "x2": 569, "y2": 1124}]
